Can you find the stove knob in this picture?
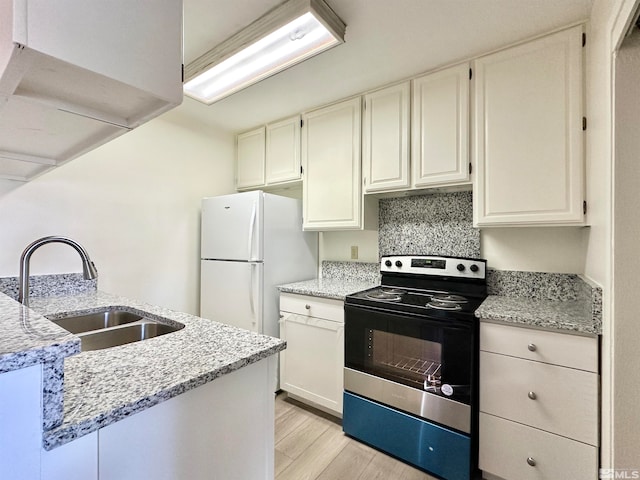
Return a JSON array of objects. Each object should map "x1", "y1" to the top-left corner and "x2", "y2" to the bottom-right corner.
[
  {"x1": 385, "y1": 260, "x2": 392, "y2": 267},
  {"x1": 456, "y1": 263, "x2": 465, "y2": 272},
  {"x1": 395, "y1": 260, "x2": 403, "y2": 268},
  {"x1": 470, "y1": 264, "x2": 479, "y2": 273}
]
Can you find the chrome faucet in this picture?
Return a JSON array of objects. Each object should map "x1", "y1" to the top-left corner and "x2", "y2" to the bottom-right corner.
[{"x1": 18, "y1": 236, "x2": 98, "y2": 306}]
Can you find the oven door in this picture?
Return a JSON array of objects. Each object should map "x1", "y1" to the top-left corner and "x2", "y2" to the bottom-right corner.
[{"x1": 344, "y1": 304, "x2": 476, "y2": 433}]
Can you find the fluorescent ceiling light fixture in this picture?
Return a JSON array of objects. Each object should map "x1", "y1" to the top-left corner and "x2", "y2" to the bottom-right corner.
[{"x1": 184, "y1": 0, "x2": 346, "y2": 105}]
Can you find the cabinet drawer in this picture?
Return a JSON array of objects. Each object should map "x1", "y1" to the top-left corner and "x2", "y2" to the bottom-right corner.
[
  {"x1": 480, "y1": 351, "x2": 598, "y2": 445},
  {"x1": 479, "y1": 413, "x2": 597, "y2": 480},
  {"x1": 480, "y1": 322, "x2": 598, "y2": 372},
  {"x1": 279, "y1": 293, "x2": 343, "y2": 322}
]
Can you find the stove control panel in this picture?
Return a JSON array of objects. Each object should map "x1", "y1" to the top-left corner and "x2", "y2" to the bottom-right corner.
[{"x1": 380, "y1": 255, "x2": 486, "y2": 279}]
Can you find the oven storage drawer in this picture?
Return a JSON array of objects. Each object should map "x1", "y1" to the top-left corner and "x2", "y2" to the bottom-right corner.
[
  {"x1": 343, "y1": 392, "x2": 471, "y2": 480},
  {"x1": 280, "y1": 293, "x2": 343, "y2": 321},
  {"x1": 480, "y1": 322, "x2": 598, "y2": 372},
  {"x1": 479, "y1": 413, "x2": 598, "y2": 480},
  {"x1": 480, "y1": 351, "x2": 599, "y2": 445}
]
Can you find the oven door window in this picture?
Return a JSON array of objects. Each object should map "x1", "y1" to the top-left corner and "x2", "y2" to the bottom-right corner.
[{"x1": 345, "y1": 305, "x2": 474, "y2": 405}]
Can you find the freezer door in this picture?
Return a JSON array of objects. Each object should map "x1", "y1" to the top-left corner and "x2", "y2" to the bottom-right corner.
[
  {"x1": 201, "y1": 192, "x2": 263, "y2": 261},
  {"x1": 200, "y1": 260, "x2": 263, "y2": 334}
]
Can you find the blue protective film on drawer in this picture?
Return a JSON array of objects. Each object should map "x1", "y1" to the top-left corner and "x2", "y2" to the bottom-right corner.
[{"x1": 343, "y1": 392, "x2": 471, "y2": 480}]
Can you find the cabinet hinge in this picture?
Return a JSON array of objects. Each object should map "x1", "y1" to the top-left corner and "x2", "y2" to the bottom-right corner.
[
  {"x1": 582, "y1": 117, "x2": 587, "y2": 131},
  {"x1": 468, "y1": 163, "x2": 472, "y2": 175},
  {"x1": 582, "y1": 33, "x2": 586, "y2": 47},
  {"x1": 583, "y1": 200, "x2": 587, "y2": 215},
  {"x1": 469, "y1": 68, "x2": 473, "y2": 80}
]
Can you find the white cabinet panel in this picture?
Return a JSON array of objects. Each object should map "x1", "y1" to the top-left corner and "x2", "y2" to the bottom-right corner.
[
  {"x1": 474, "y1": 26, "x2": 584, "y2": 226},
  {"x1": 363, "y1": 82, "x2": 410, "y2": 192},
  {"x1": 479, "y1": 413, "x2": 597, "y2": 480},
  {"x1": 0, "y1": 366, "x2": 42, "y2": 480},
  {"x1": 266, "y1": 115, "x2": 301, "y2": 185},
  {"x1": 480, "y1": 351, "x2": 598, "y2": 445},
  {"x1": 412, "y1": 63, "x2": 470, "y2": 188},
  {"x1": 302, "y1": 97, "x2": 362, "y2": 230},
  {"x1": 41, "y1": 432, "x2": 98, "y2": 480},
  {"x1": 279, "y1": 294, "x2": 344, "y2": 415},
  {"x1": 98, "y1": 357, "x2": 276, "y2": 480},
  {"x1": 236, "y1": 127, "x2": 266, "y2": 190},
  {"x1": 480, "y1": 321, "x2": 598, "y2": 372}
]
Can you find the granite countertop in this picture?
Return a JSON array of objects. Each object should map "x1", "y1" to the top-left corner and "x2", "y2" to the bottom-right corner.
[
  {"x1": 11, "y1": 290, "x2": 284, "y2": 450},
  {"x1": 476, "y1": 295, "x2": 600, "y2": 336},
  {"x1": 278, "y1": 277, "x2": 380, "y2": 300},
  {"x1": 0, "y1": 292, "x2": 79, "y2": 375}
]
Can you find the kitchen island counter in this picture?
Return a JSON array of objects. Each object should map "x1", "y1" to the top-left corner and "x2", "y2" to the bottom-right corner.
[{"x1": 3, "y1": 289, "x2": 284, "y2": 451}]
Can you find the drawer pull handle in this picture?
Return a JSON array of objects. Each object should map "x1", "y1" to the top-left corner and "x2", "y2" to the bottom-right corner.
[
  {"x1": 526, "y1": 457, "x2": 536, "y2": 467},
  {"x1": 527, "y1": 343, "x2": 537, "y2": 352},
  {"x1": 528, "y1": 391, "x2": 537, "y2": 400},
  {"x1": 305, "y1": 304, "x2": 311, "y2": 310}
]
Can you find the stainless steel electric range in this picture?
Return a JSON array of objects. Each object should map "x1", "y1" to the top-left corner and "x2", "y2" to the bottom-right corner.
[{"x1": 343, "y1": 255, "x2": 487, "y2": 480}]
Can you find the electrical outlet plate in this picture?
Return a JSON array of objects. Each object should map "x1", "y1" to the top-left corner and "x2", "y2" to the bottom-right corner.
[{"x1": 350, "y1": 245, "x2": 358, "y2": 260}]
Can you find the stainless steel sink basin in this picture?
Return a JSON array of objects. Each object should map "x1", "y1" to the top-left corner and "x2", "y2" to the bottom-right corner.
[
  {"x1": 78, "y1": 322, "x2": 182, "y2": 351},
  {"x1": 50, "y1": 309, "x2": 143, "y2": 334},
  {"x1": 47, "y1": 308, "x2": 184, "y2": 351}
]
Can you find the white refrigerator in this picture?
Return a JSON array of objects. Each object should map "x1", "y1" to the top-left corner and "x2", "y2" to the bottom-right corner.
[{"x1": 200, "y1": 191, "x2": 318, "y2": 338}]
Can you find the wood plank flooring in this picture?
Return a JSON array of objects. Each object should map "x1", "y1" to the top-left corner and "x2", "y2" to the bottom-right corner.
[{"x1": 275, "y1": 393, "x2": 437, "y2": 480}]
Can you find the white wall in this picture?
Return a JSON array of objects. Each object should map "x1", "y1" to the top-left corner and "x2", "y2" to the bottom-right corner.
[
  {"x1": 319, "y1": 224, "x2": 588, "y2": 273},
  {"x1": 613, "y1": 24, "x2": 640, "y2": 470},
  {"x1": 0, "y1": 107, "x2": 235, "y2": 315}
]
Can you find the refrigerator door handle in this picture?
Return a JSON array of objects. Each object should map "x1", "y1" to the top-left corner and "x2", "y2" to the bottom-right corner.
[
  {"x1": 249, "y1": 263, "x2": 256, "y2": 324},
  {"x1": 247, "y1": 201, "x2": 257, "y2": 261}
]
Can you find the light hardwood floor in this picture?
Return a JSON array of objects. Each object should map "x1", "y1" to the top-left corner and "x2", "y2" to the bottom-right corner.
[{"x1": 275, "y1": 393, "x2": 437, "y2": 480}]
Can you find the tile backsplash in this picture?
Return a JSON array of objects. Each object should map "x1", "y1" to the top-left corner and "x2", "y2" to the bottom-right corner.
[{"x1": 378, "y1": 191, "x2": 480, "y2": 258}]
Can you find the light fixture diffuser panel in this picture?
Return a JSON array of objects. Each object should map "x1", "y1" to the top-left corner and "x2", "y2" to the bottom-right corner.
[{"x1": 184, "y1": 0, "x2": 345, "y2": 105}]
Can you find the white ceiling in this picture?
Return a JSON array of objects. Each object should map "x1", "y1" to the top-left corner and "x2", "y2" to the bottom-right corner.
[{"x1": 174, "y1": 0, "x2": 592, "y2": 133}]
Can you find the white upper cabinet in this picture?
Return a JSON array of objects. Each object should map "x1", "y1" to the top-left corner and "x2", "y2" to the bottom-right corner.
[
  {"x1": 236, "y1": 127, "x2": 266, "y2": 190},
  {"x1": 0, "y1": 0, "x2": 183, "y2": 182},
  {"x1": 302, "y1": 97, "x2": 362, "y2": 230},
  {"x1": 411, "y1": 63, "x2": 470, "y2": 188},
  {"x1": 473, "y1": 26, "x2": 585, "y2": 227},
  {"x1": 265, "y1": 115, "x2": 301, "y2": 186},
  {"x1": 362, "y1": 82, "x2": 410, "y2": 193}
]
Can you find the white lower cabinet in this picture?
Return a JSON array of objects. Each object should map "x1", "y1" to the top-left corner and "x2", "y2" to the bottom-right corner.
[
  {"x1": 479, "y1": 413, "x2": 597, "y2": 480},
  {"x1": 279, "y1": 293, "x2": 344, "y2": 416},
  {"x1": 478, "y1": 322, "x2": 599, "y2": 480}
]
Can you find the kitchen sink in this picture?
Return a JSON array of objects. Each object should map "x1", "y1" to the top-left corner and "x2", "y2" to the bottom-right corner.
[
  {"x1": 77, "y1": 322, "x2": 182, "y2": 351},
  {"x1": 47, "y1": 308, "x2": 184, "y2": 352},
  {"x1": 50, "y1": 308, "x2": 143, "y2": 334}
]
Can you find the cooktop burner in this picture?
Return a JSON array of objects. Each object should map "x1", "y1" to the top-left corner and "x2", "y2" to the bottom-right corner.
[
  {"x1": 426, "y1": 300, "x2": 463, "y2": 311},
  {"x1": 431, "y1": 293, "x2": 468, "y2": 304},
  {"x1": 366, "y1": 290, "x2": 402, "y2": 301}
]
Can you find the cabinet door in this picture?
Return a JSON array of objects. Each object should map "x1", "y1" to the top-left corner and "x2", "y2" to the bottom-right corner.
[
  {"x1": 236, "y1": 127, "x2": 265, "y2": 190},
  {"x1": 473, "y1": 26, "x2": 584, "y2": 226},
  {"x1": 302, "y1": 97, "x2": 362, "y2": 230},
  {"x1": 265, "y1": 115, "x2": 301, "y2": 185},
  {"x1": 411, "y1": 63, "x2": 470, "y2": 188},
  {"x1": 280, "y1": 312, "x2": 344, "y2": 415},
  {"x1": 363, "y1": 82, "x2": 410, "y2": 193},
  {"x1": 480, "y1": 351, "x2": 599, "y2": 446},
  {"x1": 479, "y1": 413, "x2": 598, "y2": 480}
]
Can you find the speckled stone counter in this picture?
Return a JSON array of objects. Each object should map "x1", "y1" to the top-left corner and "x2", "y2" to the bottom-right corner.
[
  {"x1": 477, "y1": 270, "x2": 602, "y2": 336},
  {"x1": 4, "y1": 289, "x2": 284, "y2": 450},
  {"x1": 278, "y1": 277, "x2": 379, "y2": 300}
]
